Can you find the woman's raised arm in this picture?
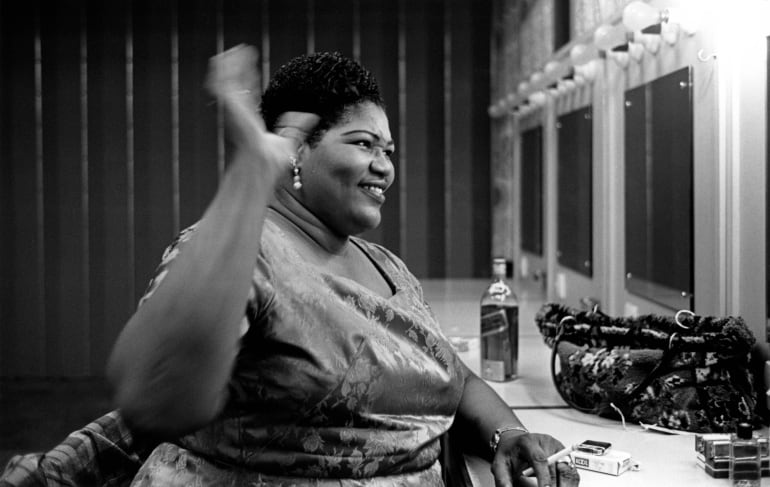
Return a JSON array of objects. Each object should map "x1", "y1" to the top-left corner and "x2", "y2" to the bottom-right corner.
[{"x1": 106, "y1": 46, "x2": 317, "y2": 438}]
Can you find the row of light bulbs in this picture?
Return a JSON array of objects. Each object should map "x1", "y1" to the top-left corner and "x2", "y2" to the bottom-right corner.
[{"x1": 489, "y1": 1, "x2": 697, "y2": 118}]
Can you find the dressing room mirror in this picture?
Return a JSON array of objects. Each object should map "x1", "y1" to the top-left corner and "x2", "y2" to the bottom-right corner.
[
  {"x1": 557, "y1": 105, "x2": 593, "y2": 277},
  {"x1": 625, "y1": 66, "x2": 694, "y2": 310}
]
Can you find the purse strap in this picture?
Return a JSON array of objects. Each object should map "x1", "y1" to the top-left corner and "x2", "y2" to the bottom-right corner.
[{"x1": 550, "y1": 317, "x2": 683, "y2": 416}]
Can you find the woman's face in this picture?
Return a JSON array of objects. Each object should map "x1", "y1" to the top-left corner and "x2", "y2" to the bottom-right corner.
[{"x1": 299, "y1": 101, "x2": 395, "y2": 237}]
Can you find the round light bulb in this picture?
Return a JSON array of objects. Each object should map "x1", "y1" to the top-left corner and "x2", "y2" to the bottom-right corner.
[
  {"x1": 622, "y1": 1, "x2": 661, "y2": 32},
  {"x1": 594, "y1": 23, "x2": 629, "y2": 51},
  {"x1": 575, "y1": 60, "x2": 598, "y2": 84},
  {"x1": 517, "y1": 81, "x2": 530, "y2": 95},
  {"x1": 569, "y1": 44, "x2": 599, "y2": 66},
  {"x1": 558, "y1": 79, "x2": 576, "y2": 94},
  {"x1": 529, "y1": 91, "x2": 547, "y2": 106},
  {"x1": 544, "y1": 60, "x2": 561, "y2": 77},
  {"x1": 529, "y1": 71, "x2": 544, "y2": 88}
]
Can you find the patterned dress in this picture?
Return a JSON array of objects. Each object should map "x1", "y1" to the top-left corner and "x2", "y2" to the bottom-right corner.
[{"x1": 129, "y1": 213, "x2": 467, "y2": 486}]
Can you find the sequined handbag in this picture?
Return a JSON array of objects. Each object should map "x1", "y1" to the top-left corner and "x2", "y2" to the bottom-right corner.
[{"x1": 535, "y1": 303, "x2": 758, "y2": 433}]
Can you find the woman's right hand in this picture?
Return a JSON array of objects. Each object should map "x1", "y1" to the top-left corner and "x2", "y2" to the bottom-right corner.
[{"x1": 206, "y1": 45, "x2": 318, "y2": 181}]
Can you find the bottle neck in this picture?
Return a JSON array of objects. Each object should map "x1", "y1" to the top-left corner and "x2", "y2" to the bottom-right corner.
[{"x1": 492, "y1": 261, "x2": 507, "y2": 280}]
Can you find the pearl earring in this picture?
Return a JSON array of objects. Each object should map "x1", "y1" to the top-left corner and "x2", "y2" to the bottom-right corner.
[{"x1": 289, "y1": 155, "x2": 302, "y2": 190}]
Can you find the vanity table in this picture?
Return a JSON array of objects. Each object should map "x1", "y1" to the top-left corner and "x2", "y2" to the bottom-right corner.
[{"x1": 422, "y1": 279, "x2": 743, "y2": 486}]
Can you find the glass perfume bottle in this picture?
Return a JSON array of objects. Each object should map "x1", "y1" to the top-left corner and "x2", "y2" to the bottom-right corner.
[
  {"x1": 480, "y1": 258, "x2": 519, "y2": 382},
  {"x1": 730, "y1": 422, "x2": 761, "y2": 487}
]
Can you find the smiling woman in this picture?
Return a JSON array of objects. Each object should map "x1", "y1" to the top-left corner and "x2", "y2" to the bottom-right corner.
[
  {"x1": 289, "y1": 101, "x2": 395, "y2": 240},
  {"x1": 1, "y1": 46, "x2": 576, "y2": 487}
]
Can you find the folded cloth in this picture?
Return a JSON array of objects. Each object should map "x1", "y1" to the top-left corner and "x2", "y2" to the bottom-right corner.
[{"x1": 0, "y1": 411, "x2": 151, "y2": 487}]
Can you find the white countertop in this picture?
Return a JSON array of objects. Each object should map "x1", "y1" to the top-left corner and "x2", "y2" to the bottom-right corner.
[{"x1": 420, "y1": 279, "x2": 757, "y2": 486}]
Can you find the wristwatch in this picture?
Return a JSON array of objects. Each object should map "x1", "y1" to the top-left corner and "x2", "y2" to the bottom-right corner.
[{"x1": 489, "y1": 425, "x2": 529, "y2": 454}]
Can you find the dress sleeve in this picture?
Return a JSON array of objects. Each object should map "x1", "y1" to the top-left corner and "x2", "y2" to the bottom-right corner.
[
  {"x1": 136, "y1": 223, "x2": 200, "y2": 309},
  {"x1": 137, "y1": 222, "x2": 263, "y2": 342}
]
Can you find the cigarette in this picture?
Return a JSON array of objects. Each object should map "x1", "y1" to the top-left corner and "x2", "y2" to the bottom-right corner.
[{"x1": 521, "y1": 445, "x2": 575, "y2": 477}]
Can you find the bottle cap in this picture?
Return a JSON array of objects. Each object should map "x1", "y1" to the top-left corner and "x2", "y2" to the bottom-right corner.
[
  {"x1": 736, "y1": 422, "x2": 753, "y2": 439},
  {"x1": 492, "y1": 258, "x2": 507, "y2": 277}
]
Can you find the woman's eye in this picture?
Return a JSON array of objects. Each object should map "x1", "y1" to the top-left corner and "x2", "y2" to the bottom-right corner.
[{"x1": 355, "y1": 140, "x2": 372, "y2": 149}]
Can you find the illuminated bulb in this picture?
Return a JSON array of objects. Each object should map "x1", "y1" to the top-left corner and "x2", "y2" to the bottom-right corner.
[
  {"x1": 594, "y1": 24, "x2": 631, "y2": 68},
  {"x1": 628, "y1": 32, "x2": 654, "y2": 56},
  {"x1": 529, "y1": 71, "x2": 545, "y2": 89},
  {"x1": 593, "y1": 23, "x2": 630, "y2": 51},
  {"x1": 659, "y1": 22, "x2": 680, "y2": 45},
  {"x1": 517, "y1": 81, "x2": 530, "y2": 96},
  {"x1": 557, "y1": 79, "x2": 576, "y2": 94},
  {"x1": 569, "y1": 44, "x2": 599, "y2": 66},
  {"x1": 528, "y1": 91, "x2": 547, "y2": 107},
  {"x1": 544, "y1": 60, "x2": 562, "y2": 78},
  {"x1": 548, "y1": 84, "x2": 560, "y2": 96},
  {"x1": 622, "y1": 1, "x2": 662, "y2": 32},
  {"x1": 574, "y1": 59, "x2": 598, "y2": 82},
  {"x1": 667, "y1": 6, "x2": 699, "y2": 36}
]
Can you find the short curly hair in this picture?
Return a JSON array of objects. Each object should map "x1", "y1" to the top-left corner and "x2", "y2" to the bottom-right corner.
[{"x1": 260, "y1": 51, "x2": 385, "y2": 146}]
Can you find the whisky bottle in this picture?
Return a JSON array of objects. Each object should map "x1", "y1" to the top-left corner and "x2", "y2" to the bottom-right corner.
[{"x1": 480, "y1": 258, "x2": 519, "y2": 381}]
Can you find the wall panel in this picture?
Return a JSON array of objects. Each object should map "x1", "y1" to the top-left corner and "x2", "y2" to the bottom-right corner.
[
  {"x1": 447, "y1": 0, "x2": 491, "y2": 277},
  {"x1": 86, "y1": 0, "x2": 133, "y2": 373},
  {"x1": 2, "y1": 1, "x2": 46, "y2": 376},
  {"x1": 132, "y1": 0, "x2": 176, "y2": 300},
  {"x1": 222, "y1": 0, "x2": 263, "y2": 50},
  {"x1": 402, "y1": 0, "x2": 440, "y2": 276},
  {"x1": 1, "y1": 0, "x2": 491, "y2": 377},
  {"x1": 314, "y1": 0, "x2": 354, "y2": 56},
  {"x1": 41, "y1": 0, "x2": 89, "y2": 376},
  {"x1": 267, "y1": 0, "x2": 309, "y2": 74},
  {"x1": 468, "y1": 1, "x2": 492, "y2": 277},
  {"x1": 0, "y1": 0, "x2": 6, "y2": 376},
  {"x1": 178, "y1": 0, "x2": 220, "y2": 228},
  {"x1": 358, "y1": 0, "x2": 401, "y2": 255}
]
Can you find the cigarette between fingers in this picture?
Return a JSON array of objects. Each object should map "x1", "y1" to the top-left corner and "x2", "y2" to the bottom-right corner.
[{"x1": 520, "y1": 445, "x2": 575, "y2": 477}]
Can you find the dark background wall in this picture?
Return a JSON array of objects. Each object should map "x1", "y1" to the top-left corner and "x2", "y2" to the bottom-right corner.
[{"x1": 0, "y1": 0, "x2": 491, "y2": 377}]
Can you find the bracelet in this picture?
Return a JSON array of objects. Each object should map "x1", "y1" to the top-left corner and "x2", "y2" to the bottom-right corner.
[{"x1": 489, "y1": 425, "x2": 529, "y2": 454}]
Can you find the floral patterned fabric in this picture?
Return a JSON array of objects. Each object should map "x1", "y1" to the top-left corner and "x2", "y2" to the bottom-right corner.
[
  {"x1": 130, "y1": 212, "x2": 466, "y2": 486},
  {"x1": 536, "y1": 303, "x2": 757, "y2": 433}
]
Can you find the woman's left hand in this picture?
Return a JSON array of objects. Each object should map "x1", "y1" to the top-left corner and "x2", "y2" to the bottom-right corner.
[{"x1": 491, "y1": 432, "x2": 580, "y2": 487}]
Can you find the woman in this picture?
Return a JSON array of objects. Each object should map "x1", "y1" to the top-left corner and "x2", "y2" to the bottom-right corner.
[{"x1": 5, "y1": 46, "x2": 579, "y2": 487}]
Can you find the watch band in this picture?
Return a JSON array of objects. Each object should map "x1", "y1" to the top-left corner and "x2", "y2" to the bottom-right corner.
[{"x1": 489, "y1": 425, "x2": 529, "y2": 454}]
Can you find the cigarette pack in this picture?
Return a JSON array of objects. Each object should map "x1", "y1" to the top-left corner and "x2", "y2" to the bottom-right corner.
[{"x1": 570, "y1": 449, "x2": 633, "y2": 476}]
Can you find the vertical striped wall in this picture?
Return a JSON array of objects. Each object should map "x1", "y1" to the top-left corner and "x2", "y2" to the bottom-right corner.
[{"x1": 0, "y1": 0, "x2": 491, "y2": 377}]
